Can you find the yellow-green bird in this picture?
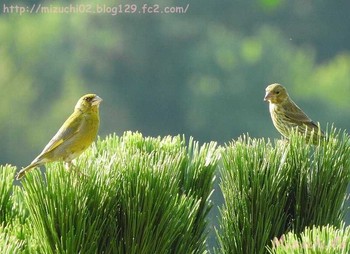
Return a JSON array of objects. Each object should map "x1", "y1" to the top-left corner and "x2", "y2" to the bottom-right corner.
[
  {"x1": 16, "y1": 94, "x2": 102, "y2": 180},
  {"x1": 264, "y1": 83, "x2": 323, "y2": 143}
]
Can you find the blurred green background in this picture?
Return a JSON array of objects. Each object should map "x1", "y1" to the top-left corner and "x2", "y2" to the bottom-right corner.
[{"x1": 1, "y1": 0, "x2": 349, "y2": 232}]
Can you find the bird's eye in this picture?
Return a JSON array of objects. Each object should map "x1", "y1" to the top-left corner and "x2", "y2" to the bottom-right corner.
[{"x1": 275, "y1": 91, "x2": 280, "y2": 94}]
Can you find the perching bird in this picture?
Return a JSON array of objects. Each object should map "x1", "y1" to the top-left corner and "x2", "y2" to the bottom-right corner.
[
  {"x1": 264, "y1": 83, "x2": 323, "y2": 143},
  {"x1": 16, "y1": 94, "x2": 102, "y2": 180}
]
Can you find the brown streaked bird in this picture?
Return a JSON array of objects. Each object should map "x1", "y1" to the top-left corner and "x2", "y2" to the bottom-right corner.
[
  {"x1": 16, "y1": 94, "x2": 102, "y2": 180},
  {"x1": 264, "y1": 83, "x2": 323, "y2": 143}
]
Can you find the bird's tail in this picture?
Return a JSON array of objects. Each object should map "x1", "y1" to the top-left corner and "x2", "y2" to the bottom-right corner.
[{"x1": 16, "y1": 164, "x2": 38, "y2": 180}]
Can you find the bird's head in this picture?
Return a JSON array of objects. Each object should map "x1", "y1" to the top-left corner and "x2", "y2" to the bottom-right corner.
[
  {"x1": 264, "y1": 83, "x2": 289, "y2": 104},
  {"x1": 75, "y1": 94, "x2": 103, "y2": 112}
]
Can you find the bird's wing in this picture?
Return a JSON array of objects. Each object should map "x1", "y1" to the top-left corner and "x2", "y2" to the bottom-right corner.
[
  {"x1": 282, "y1": 101, "x2": 318, "y2": 128},
  {"x1": 40, "y1": 111, "x2": 84, "y2": 154}
]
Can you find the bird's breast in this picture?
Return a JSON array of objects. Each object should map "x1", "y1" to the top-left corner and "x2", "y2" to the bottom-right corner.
[
  {"x1": 59, "y1": 112, "x2": 99, "y2": 161},
  {"x1": 269, "y1": 103, "x2": 277, "y2": 114}
]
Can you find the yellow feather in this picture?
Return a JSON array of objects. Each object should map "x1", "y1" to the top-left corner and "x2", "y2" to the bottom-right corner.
[{"x1": 16, "y1": 94, "x2": 102, "y2": 180}]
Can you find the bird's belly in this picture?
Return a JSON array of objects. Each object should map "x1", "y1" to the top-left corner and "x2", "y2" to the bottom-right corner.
[
  {"x1": 64, "y1": 150, "x2": 84, "y2": 161},
  {"x1": 53, "y1": 130, "x2": 96, "y2": 162}
]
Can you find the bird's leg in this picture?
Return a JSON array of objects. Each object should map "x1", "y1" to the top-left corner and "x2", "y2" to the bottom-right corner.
[
  {"x1": 63, "y1": 160, "x2": 90, "y2": 179},
  {"x1": 77, "y1": 168, "x2": 88, "y2": 178},
  {"x1": 66, "y1": 160, "x2": 89, "y2": 178},
  {"x1": 278, "y1": 138, "x2": 289, "y2": 146},
  {"x1": 64, "y1": 161, "x2": 73, "y2": 171}
]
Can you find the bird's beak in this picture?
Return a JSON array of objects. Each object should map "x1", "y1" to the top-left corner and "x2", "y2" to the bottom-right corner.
[
  {"x1": 92, "y1": 95, "x2": 103, "y2": 106},
  {"x1": 264, "y1": 92, "x2": 271, "y2": 102}
]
